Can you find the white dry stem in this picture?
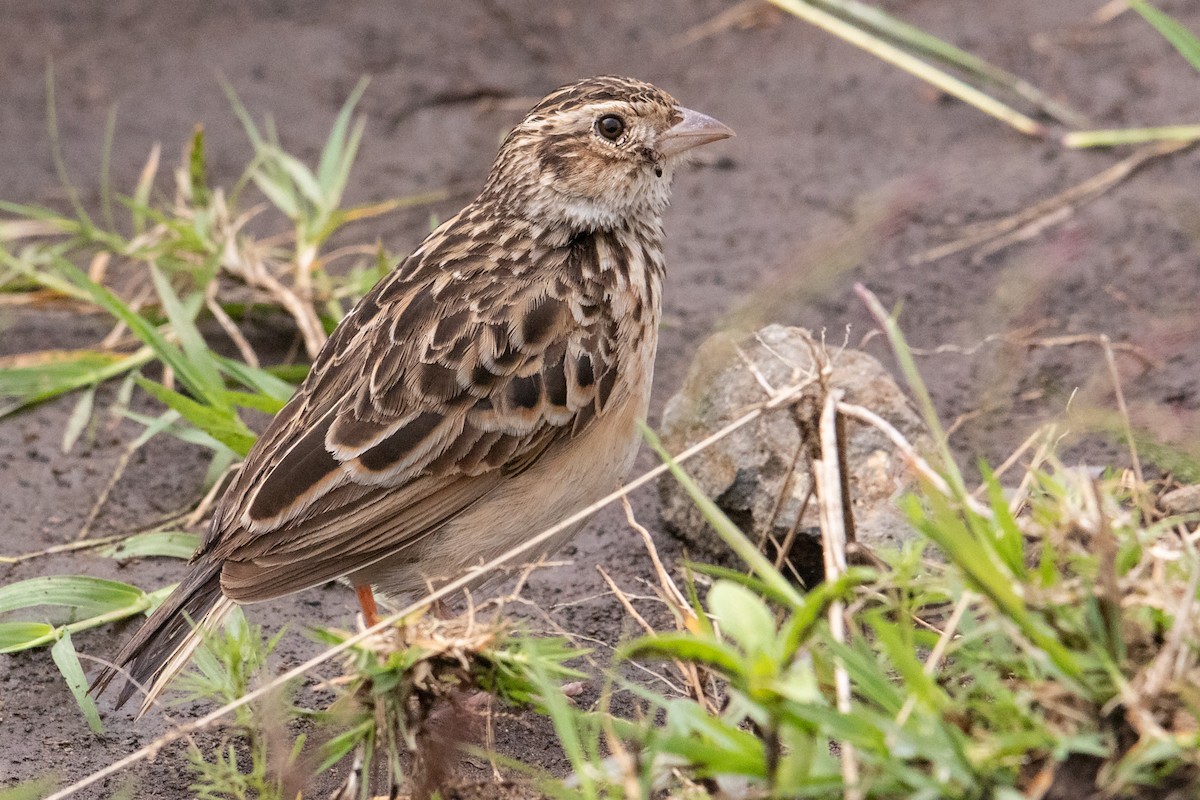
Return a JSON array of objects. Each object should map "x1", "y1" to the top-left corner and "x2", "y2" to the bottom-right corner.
[
  {"x1": 1099, "y1": 334, "x2": 1144, "y2": 488},
  {"x1": 814, "y1": 389, "x2": 860, "y2": 800},
  {"x1": 46, "y1": 370, "x2": 819, "y2": 800},
  {"x1": 835, "y1": 401, "x2": 994, "y2": 520},
  {"x1": 205, "y1": 287, "x2": 260, "y2": 368}
]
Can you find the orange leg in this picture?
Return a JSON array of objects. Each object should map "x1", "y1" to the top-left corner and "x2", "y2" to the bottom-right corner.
[{"x1": 356, "y1": 584, "x2": 380, "y2": 628}]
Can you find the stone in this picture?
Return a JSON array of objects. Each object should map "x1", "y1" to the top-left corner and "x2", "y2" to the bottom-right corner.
[
  {"x1": 1161, "y1": 484, "x2": 1200, "y2": 516},
  {"x1": 657, "y1": 324, "x2": 931, "y2": 585}
]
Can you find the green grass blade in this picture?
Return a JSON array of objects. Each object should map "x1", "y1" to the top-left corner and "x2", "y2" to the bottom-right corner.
[
  {"x1": 131, "y1": 142, "x2": 161, "y2": 234},
  {"x1": 619, "y1": 631, "x2": 746, "y2": 677},
  {"x1": 136, "y1": 377, "x2": 256, "y2": 455},
  {"x1": 855, "y1": 284, "x2": 967, "y2": 496},
  {"x1": 187, "y1": 124, "x2": 211, "y2": 207},
  {"x1": 48, "y1": 256, "x2": 215, "y2": 401},
  {"x1": 147, "y1": 263, "x2": 225, "y2": 405},
  {"x1": 99, "y1": 106, "x2": 118, "y2": 232},
  {"x1": 1128, "y1": 0, "x2": 1200, "y2": 71},
  {"x1": 45, "y1": 62, "x2": 95, "y2": 232},
  {"x1": 317, "y1": 76, "x2": 370, "y2": 195},
  {"x1": 272, "y1": 149, "x2": 325, "y2": 209},
  {"x1": 216, "y1": 356, "x2": 296, "y2": 402},
  {"x1": 642, "y1": 423, "x2": 805, "y2": 607},
  {"x1": 767, "y1": 0, "x2": 1046, "y2": 137},
  {"x1": 51, "y1": 631, "x2": 105, "y2": 734},
  {"x1": 218, "y1": 389, "x2": 286, "y2": 415},
  {"x1": 327, "y1": 117, "x2": 366, "y2": 212},
  {"x1": 811, "y1": 0, "x2": 1089, "y2": 127},
  {"x1": 220, "y1": 78, "x2": 265, "y2": 150},
  {"x1": 1063, "y1": 125, "x2": 1200, "y2": 148},
  {"x1": 250, "y1": 171, "x2": 301, "y2": 218}
]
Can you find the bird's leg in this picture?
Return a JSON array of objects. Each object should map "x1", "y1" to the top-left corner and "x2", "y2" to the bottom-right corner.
[{"x1": 356, "y1": 584, "x2": 380, "y2": 628}]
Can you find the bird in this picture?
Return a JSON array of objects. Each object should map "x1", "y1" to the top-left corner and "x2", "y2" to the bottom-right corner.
[{"x1": 92, "y1": 75, "x2": 733, "y2": 713}]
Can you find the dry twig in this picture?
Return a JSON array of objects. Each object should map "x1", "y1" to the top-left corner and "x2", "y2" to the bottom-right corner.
[
  {"x1": 910, "y1": 140, "x2": 1193, "y2": 266},
  {"x1": 814, "y1": 389, "x2": 860, "y2": 800}
]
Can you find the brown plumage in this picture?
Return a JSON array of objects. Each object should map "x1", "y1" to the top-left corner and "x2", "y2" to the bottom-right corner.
[{"x1": 92, "y1": 75, "x2": 733, "y2": 712}]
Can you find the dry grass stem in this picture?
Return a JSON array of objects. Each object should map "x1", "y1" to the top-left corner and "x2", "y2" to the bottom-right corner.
[
  {"x1": 910, "y1": 140, "x2": 1193, "y2": 266},
  {"x1": 620, "y1": 496, "x2": 693, "y2": 621},
  {"x1": 814, "y1": 389, "x2": 860, "y2": 800},
  {"x1": 205, "y1": 289, "x2": 260, "y2": 368},
  {"x1": 75, "y1": 436, "x2": 142, "y2": 540},
  {"x1": 185, "y1": 464, "x2": 241, "y2": 528},
  {"x1": 836, "y1": 401, "x2": 994, "y2": 519},
  {"x1": 1100, "y1": 333, "x2": 1145, "y2": 489}
]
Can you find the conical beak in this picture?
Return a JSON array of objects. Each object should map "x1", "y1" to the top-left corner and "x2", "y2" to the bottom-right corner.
[{"x1": 657, "y1": 107, "x2": 735, "y2": 157}]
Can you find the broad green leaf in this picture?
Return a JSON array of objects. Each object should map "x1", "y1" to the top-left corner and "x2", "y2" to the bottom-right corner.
[
  {"x1": 51, "y1": 631, "x2": 104, "y2": 734},
  {"x1": 0, "y1": 621, "x2": 55, "y2": 652},
  {"x1": 620, "y1": 632, "x2": 744, "y2": 677},
  {"x1": 100, "y1": 531, "x2": 201, "y2": 560},
  {"x1": 0, "y1": 575, "x2": 145, "y2": 616},
  {"x1": 708, "y1": 580, "x2": 777, "y2": 657}
]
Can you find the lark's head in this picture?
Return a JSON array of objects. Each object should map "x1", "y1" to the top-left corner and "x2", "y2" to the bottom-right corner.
[{"x1": 483, "y1": 76, "x2": 734, "y2": 232}]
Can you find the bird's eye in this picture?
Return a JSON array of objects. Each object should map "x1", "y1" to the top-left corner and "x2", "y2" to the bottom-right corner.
[{"x1": 595, "y1": 114, "x2": 626, "y2": 141}]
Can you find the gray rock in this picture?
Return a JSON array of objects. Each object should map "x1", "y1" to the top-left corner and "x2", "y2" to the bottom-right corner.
[
  {"x1": 657, "y1": 325, "x2": 930, "y2": 584},
  {"x1": 1161, "y1": 484, "x2": 1200, "y2": 516}
]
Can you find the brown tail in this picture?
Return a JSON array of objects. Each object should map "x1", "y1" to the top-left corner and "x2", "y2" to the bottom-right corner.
[{"x1": 91, "y1": 562, "x2": 231, "y2": 714}]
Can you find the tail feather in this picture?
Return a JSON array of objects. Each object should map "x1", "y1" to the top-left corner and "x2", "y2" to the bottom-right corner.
[{"x1": 91, "y1": 563, "x2": 230, "y2": 714}]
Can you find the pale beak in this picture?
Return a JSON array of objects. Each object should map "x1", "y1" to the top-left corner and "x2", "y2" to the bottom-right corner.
[{"x1": 657, "y1": 107, "x2": 735, "y2": 157}]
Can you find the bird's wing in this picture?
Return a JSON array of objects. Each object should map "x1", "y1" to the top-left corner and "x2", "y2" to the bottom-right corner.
[{"x1": 205, "y1": 228, "x2": 622, "y2": 601}]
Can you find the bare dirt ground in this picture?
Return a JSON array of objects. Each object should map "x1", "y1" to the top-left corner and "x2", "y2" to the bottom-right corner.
[{"x1": 2, "y1": 0, "x2": 1199, "y2": 796}]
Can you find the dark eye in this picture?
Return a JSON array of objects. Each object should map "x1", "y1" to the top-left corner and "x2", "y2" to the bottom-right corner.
[{"x1": 595, "y1": 114, "x2": 625, "y2": 141}]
